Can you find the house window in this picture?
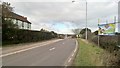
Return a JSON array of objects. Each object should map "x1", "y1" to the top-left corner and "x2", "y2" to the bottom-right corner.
[
  {"x1": 29, "y1": 24, "x2": 31, "y2": 30},
  {"x1": 12, "y1": 19, "x2": 16, "y2": 24},
  {"x1": 24, "y1": 22, "x2": 27, "y2": 29},
  {"x1": 18, "y1": 20, "x2": 22, "y2": 29},
  {"x1": 22, "y1": 22, "x2": 24, "y2": 29},
  {"x1": 27, "y1": 23, "x2": 29, "y2": 29},
  {"x1": 4, "y1": 18, "x2": 7, "y2": 20},
  {"x1": 29, "y1": 24, "x2": 31, "y2": 29},
  {"x1": 7, "y1": 18, "x2": 11, "y2": 20},
  {"x1": 16, "y1": 20, "x2": 18, "y2": 26}
]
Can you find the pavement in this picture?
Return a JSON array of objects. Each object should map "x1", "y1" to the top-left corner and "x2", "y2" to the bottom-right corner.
[
  {"x1": 1, "y1": 39, "x2": 62, "y2": 56},
  {"x1": 2, "y1": 38, "x2": 77, "y2": 66}
]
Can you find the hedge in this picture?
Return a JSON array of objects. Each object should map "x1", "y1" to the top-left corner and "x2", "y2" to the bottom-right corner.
[
  {"x1": 2, "y1": 28, "x2": 58, "y2": 45},
  {"x1": 91, "y1": 34, "x2": 120, "y2": 52}
]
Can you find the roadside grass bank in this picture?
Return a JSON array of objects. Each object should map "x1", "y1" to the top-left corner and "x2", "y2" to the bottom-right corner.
[{"x1": 73, "y1": 38, "x2": 104, "y2": 66}]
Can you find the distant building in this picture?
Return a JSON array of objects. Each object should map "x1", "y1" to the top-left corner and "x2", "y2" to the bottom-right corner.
[{"x1": 3, "y1": 12, "x2": 31, "y2": 30}]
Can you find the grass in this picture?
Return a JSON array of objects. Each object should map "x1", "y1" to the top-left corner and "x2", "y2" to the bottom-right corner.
[{"x1": 73, "y1": 38, "x2": 104, "y2": 66}]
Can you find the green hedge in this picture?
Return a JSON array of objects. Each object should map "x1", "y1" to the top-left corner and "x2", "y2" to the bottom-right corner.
[
  {"x1": 2, "y1": 28, "x2": 58, "y2": 45},
  {"x1": 91, "y1": 35, "x2": 120, "y2": 52}
]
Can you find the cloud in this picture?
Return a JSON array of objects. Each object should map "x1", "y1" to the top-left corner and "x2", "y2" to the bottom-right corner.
[
  {"x1": 2, "y1": 0, "x2": 118, "y2": 34},
  {"x1": 2, "y1": 0, "x2": 120, "y2": 2}
]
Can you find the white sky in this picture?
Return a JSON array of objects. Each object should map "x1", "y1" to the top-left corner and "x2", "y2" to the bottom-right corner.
[{"x1": 2, "y1": 0, "x2": 120, "y2": 34}]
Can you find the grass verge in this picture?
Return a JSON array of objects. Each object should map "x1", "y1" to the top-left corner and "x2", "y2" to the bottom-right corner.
[{"x1": 73, "y1": 38, "x2": 104, "y2": 66}]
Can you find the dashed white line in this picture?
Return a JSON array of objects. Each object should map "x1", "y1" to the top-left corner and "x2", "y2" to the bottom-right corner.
[
  {"x1": 49, "y1": 47, "x2": 55, "y2": 51},
  {"x1": 68, "y1": 58, "x2": 72, "y2": 63}
]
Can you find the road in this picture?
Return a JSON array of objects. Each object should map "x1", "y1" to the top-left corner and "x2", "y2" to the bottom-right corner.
[{"x1": 2, "y1": 39, "x2": 77, "y2": 66}]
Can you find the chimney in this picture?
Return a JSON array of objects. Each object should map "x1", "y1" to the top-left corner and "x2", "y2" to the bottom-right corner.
[{"x1": 24, "y1": 17, "x2": 27, "y2": 20}]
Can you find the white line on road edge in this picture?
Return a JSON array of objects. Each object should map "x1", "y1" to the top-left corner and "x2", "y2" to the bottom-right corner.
[
  {"x1": 71, "y1": 53, "x2": 74, "y2": 57},
  {"x1": 49, "y1": 47, "x2": 55, "y2": 51},
  {"x1": 0, "y1": 39, "x2": 62, "y2": 58},
  {"x1": 64, "y1": 39, "x2": 78, "y2": 66},
  {"x1": 74, "y1": 40, "x2": 78, "y2": 53}
]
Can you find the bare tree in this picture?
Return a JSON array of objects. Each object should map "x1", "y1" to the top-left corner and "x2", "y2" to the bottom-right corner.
[{"x1": 72, "y1": 28, "x2": 82, "y2": 35}]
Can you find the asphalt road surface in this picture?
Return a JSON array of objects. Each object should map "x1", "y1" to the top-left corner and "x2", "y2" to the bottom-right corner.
[{"x1": 2, "y1": 39, "x2": 76, "y2": 66}]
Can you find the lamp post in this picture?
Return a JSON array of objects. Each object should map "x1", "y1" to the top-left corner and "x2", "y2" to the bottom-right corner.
[
  {"x1": 72, "y1": 0, "x2": 88, "y2": 40},
  {"x1": 85, "y1": 1, "x2": 88, "y2": 40}
]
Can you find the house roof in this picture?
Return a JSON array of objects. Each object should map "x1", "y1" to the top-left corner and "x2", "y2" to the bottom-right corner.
[{"x1": 3, "y1": 11, "x2": 31, "y2": 24}]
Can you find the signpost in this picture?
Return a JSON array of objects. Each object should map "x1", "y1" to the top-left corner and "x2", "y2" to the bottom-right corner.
[{"x1": 98, "y1": 17, "x2": 117, "y2": 47}]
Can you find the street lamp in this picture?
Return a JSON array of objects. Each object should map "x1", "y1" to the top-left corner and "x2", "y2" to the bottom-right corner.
[{"x1": 72, "y1": 0, "x2": 88, "y2": 40}]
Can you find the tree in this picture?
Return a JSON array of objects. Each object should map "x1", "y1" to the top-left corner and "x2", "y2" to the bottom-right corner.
[
  {"x1": 2, "y1": 2, "x2": 18, "y2": 42},
  {"x1": 40, "y1": 28, "x2": 48, "y2": 32},
  {"x1": 79, "y1": 28, "x2": 92, "y2": 39},
  {"x1": 72, "y1": 28, "x2": 82, "y2": 35},
  {"x1": 93, "y1": 30, "x2": 98, "y2": 35},
  {"x1": 80, "y1": 28, "x2": 91, "y2": 35},
  {"x1": 51, "y1": 31, "x2": 58, "y2": 38},
  {"x1": 2, "y1": 18, "x2": 18, "y2": 29},
  {"x1": 2, "y1": 2, "x2": 17, "y2": 29},
  {"x1": 2, "y1": 2, "x2": 13, "y2": 13}
]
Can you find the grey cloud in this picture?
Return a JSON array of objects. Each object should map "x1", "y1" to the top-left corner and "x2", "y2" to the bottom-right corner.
[{"x1": 8, "y1": 1, "x2": 118, "y2": 34}]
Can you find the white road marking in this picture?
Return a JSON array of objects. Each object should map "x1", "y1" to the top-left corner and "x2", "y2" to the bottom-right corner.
[
  {"x1": 68, "y1": 58, "x2": 72, "y2": 63},
  {"x1": 74, "y1": 48, "x2": 77, "y2": 53},
  {"x1": 64, "y1": 40, "x2": 78, "y2": 66},
  {"x1": 72, "y1": 53, "x2": 74, "y2": 57},
  {"x1": 49, "y1": 47, "x2": 55, "y2": 51},
  {"x1": 74, "y1": 40, "x2": 78, "y2": 53},
  {"x1": 0, "y1": 39, "x2": 62, "y2": 58}
]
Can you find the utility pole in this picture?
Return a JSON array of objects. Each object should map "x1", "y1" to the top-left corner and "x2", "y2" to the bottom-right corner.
[
  {"x1": 72, "y1": 0, "x2": 88, "y2": 40},
  {"x1": 114, "y1": 16, "x2": 116, "y2": 23},
  {"x1": 98, "y1": 19, "x2": 100, "y2": 47}
]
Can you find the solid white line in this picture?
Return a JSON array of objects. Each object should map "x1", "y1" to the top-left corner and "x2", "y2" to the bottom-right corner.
[
  {"x1": 74, "y1": 40, "x2": 78, "y2": 53},
  {"x1": 74, "y1": 48, "x2": 77, "y2": 53},
  {"x1": 49, "y1": 47, "x2": 55, "y2": 51},
  {"x1": 0, "y1": 39, "x2": 62, "y2": 58},
  {"x1": 64, "y1": 40, "x2": 78, "y2": 66},
  {"x1": 64, "y1": 39, "x2": 78, "y2": 66}
]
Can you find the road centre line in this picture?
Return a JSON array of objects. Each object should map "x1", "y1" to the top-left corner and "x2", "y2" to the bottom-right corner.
[
  {"x1": 49, "y1": 47, "x2": 55, "y2": 51},
  {"x1": 0, "y1": 39, "x2": 62, "y2": 58}
]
